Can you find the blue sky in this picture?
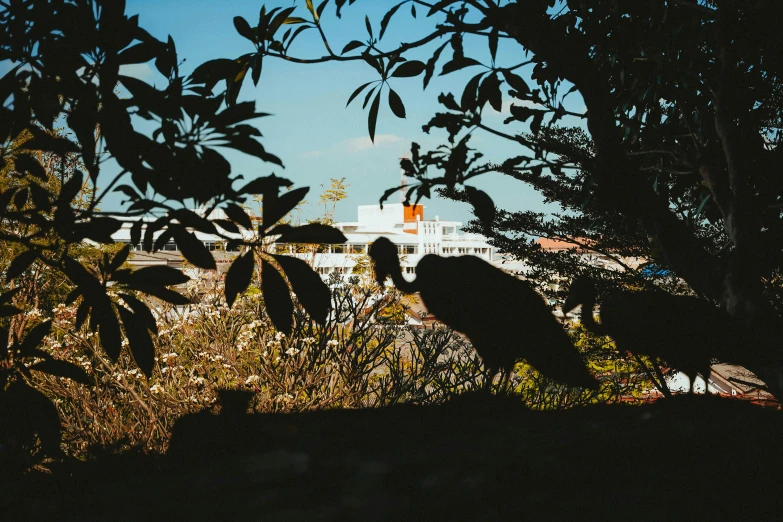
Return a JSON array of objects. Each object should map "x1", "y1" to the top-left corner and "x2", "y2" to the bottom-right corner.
[{"x1": 119, "y1": 1, "x2": 585, "y2": 224}]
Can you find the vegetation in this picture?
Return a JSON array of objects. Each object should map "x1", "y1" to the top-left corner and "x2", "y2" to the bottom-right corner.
[
  {"x1": 235, "y1": 0, "x2": 783, "y2": 398},
  {"x1": 2, "y1": 0, "x2": 778, "y2": 477}
]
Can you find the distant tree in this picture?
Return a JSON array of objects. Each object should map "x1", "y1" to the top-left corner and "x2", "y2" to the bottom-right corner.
[{"x1": 230, "y1": 0, "x2": 783, "y2": 399}]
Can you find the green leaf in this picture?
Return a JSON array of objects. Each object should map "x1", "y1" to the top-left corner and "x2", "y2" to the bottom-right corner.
[
  {"x1": 116, "y1": 306, "x2": 155, "y2": 377},
  {"x1": 368, "y1": 90, "x2": 381, "y2": 143},
  {"x1": 0, "y1": 304, "x2": 22, "y2": 318},
  {"x1": 489, "y1": 29, "x2": 498, "y2": 63},
  {"x1": 365, "y1": 15, "x2": 373, "y2": 39},
  {"x1": 268, "y1": 6, "x2": 297, "y2": 36},
  {"x1": 341, "y1": 40, "x2": 365, "y2": 54},
  {"x1": 317, "y1": 0, "x2": 329, "y2": 18},
  {"x1": 96, "y1": 304, "x2": 123, "y2": 362},
  {"x1": 262, "y1": 260, "x2": 293, "y2": 335},
  {"x1": 274, "y1": 255, "x2": 331, "y2": 324},
  {"x1": 440, "y1": 57, "x2": 483, "y2": 75},
  {"x1": 0, "y1": 287, "x2": 21, "y2": 305},
  {"x1": 379, "y1": 1, "x2": 404, "y2": 40},
  {"x1": 240, "y1": 174, "x2": 293, "y2": 195},
  {"x1": 233, "y1": 16, "x2": 255, "y2": 42},
  {"x1": 283, "y1": 17, "x2": 309, "y2": 25},
  {"x1": 423, "y1": 41, "x2": 448, "y2": 89},
  {"x1": 478, "y1": 73, "x2": 502, "y2": 112},
  {"x1": 428, "y1": 0, "x2": 460, "y2": 16},
  {"x1": 108, "y1": 245, "x2": 130, "y2": 273},
  {"x1": 6, "y1": 249, "x2": 38, "y2": 282},
  {"x1": 362, "y1": 85, "x2": 377, "y2": 109},
  {"x1": 30, "y1": 359, "x2": 93, "y2": 386},
  {"x1": 388, "y1": 87, "x2": 406, "y2": 118},
  {"x1": 19, "y1": 320, "x2": 52, "y2": 356},
  {"x1": 117, "y1": 293, "x2": 158, "y2": 334},
  {"x1": 263, "y1": 187, "x2": 309, "y2": 230},
  {"x1": 123, "y1": 266, "x2": 189, "y2": 287},
  {"x1": 502, "y1": 70, "x2": 530, "y2": 96},
  {"x1": 346, "y1": 81, "x2": 375, "y2": 107},
  {"x1": 251, "y1": 53, "x2": 263, "y2": 86},
  {"x1": 305, "y1": 0, "x2": 319, "y2": 22},
  {"x1": 461, "y1": 73, "x2": 484, "y2": 113},
  {"x1": 224, "y1": 202, "x2": 253, "y2": 229},
  {"x1": 391, "y1": 60, "x2": 426, "y2": 78},
  {"x1": 225, "y1": 251, "x2": 255, "y2": 308},
  {"x1": 170, "y1": 225, "x2": 216, "y2": 270}
]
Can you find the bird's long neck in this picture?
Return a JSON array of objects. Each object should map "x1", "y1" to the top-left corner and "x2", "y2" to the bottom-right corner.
[
  {"x1": 387, "y1": 264, "x2": 418, "y2": 294},
  {"x1": 579, "y1": 291, "x2": 609, "y2": 337}
]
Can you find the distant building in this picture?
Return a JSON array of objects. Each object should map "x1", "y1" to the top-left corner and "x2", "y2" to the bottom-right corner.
[{"x1": 275, "y1": 203, "x2": 494, "y2": 281}]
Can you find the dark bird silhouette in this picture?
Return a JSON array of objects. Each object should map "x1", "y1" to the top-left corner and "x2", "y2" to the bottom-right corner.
[
  {"x1": 369, "y1": 237, "x2": 599, "y2": 391},
  {"x1": 563, "y1": 275, "x2": 737, "y2": 394}
]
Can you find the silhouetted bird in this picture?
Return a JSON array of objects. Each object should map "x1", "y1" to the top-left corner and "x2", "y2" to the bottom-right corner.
[
  {"x1": 369, "y1": 237, "x2": 599, "y2": 391},
  {"x1": 563, "y1": 275, "x2": 737, "y2": 393}
]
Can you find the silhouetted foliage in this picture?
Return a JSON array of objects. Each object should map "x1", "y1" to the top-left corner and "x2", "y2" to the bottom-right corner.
[
  {"x1": 0, "y1": 0, "x2": 346, "y2": 464},
  {"x1": 246, "y1": 0, "x2": 783, "y2": 400}
]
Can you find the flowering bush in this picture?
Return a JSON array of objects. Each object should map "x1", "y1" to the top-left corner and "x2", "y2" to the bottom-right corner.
[{"x1": 23, "y1": 276, "x2": 486, "y2": 455}]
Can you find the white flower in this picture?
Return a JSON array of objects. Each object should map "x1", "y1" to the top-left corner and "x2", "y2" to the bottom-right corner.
[
  {"x1": 302, "y1": 337, "x2": 316, "y2": 345},
  {"x1": 275, "y1": 331, "x2": 286, "y2": 341},
  {"x1": 149, "y1": 383, "x2": 165, "y2": 395},
  {"x1": 25, "y1": 308, "x2": 43, "y2": 320},
  {"x1": 244, "y1": 375, "x2": 260, "y2": 385},
  {"x1": 160, "y1": 352, "x2": 179, "y2": 364},
  {"x1": 326, "y1": 339, "x2": 339, "y2": 347},
  {"x1": 285, "y1": 347, "x2": 300, "y2": 356}
]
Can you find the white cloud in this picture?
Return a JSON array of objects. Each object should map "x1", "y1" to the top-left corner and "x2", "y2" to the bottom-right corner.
[
  {"x1": 299, "y1": 149, "x2": 323, "y2": 159},
  {"x1": 119, "y1": 63, "x2": 156, "y2": 81},
  {"x1": 342, "y1": 133, "x2": 404, "y2": 152},
  {"x1": 298, "y1": 134, "x2": 405, "y2": 158}
]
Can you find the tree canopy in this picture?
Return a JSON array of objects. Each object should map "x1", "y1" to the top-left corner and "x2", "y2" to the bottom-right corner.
[{"x1": 217, "y1": 0, "x2": 783, "y2": 397}]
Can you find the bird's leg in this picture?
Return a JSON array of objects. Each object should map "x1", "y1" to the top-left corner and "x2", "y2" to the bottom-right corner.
[
  {"x1": 483, "y1": 367, "x2": 496, "y2": 394},
  {"x1": 500, "y1": 371, "x2": 512, "y2": 396},
  {"x1": 701, "y1": 366, "x2": 711, "y2": 396}
]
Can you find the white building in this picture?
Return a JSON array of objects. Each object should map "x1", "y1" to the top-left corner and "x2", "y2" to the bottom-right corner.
[{"x1": 274, "y1": 203, "x2": 494, "y2": 280}]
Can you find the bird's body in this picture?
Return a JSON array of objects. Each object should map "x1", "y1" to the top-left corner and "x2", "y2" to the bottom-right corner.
[
  {"x1": 564, "y1": 276, "x2": 738, "y2": 392},
  {"x1": 370, "y1": 238, "x2": 598, "y2": 390}
]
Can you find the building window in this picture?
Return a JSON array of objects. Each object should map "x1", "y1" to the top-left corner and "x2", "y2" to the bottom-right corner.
[
  {"x1": 316, "y1": 267, "x2": 331, "y2": 275},
  {"x1": 405, "y1": 266, "x2": 415, "y2": 274},
  {"x1": 332, "y1": 245, "x2": 345, "y2": 254}
]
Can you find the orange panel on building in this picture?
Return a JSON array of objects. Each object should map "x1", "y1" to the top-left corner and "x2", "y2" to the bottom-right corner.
[{"x1": 403, "y1": 204, "x2": 424, "y2": 223}]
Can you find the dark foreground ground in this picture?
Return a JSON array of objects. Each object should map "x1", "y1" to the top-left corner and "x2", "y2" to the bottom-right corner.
[{"x1": 2, "y1": 393, "x2": 782, "y2": 521}]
